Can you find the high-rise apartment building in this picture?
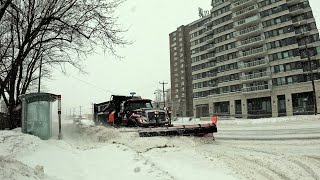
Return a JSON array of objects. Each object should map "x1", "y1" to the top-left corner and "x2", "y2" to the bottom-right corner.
[
  {"x1": 191, "y1": 0, "x2": 320, "y2": 118},
  {"x1": 169, "y1": 26, "x2": 194, "y2": 117}
]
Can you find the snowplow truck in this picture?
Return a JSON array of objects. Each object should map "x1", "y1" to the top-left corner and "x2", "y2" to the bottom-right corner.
[
  {"x1": 93, "y1": 95, "x2": 217, "y2": 137},
  {"x1": 94, "y1": 95, "x2": 170, "y2": 127}
]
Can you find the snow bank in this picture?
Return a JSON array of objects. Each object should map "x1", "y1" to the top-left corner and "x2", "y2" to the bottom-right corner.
[
  {"x1": 79, "y1": 119, "x2": 95, "y2": 126},
  {"x1": 172, "y1": 117, "x2": 200, "y2": 122},
  {"x1": 0, "y1": 130, "x2": 41, "y2": 158},
  {"x1": 0, "y1": 130, "x2": 57, "y2": 180},
  {"x1": 1, "y1": 125, "x2": 174, "y2": 180},
  {"x1": 0, "y1": 156, "x2": 53, "y2": 180},
  {"x1": 75, "y1": 123, "x2": 206, "y2": 153}
]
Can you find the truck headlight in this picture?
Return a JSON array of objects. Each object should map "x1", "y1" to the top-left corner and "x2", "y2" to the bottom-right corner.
[{"x1": 138, "y1": 117, "x2": 148, "y2": 123}]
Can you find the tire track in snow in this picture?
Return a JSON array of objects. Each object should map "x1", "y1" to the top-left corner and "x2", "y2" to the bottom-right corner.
[
  {"x1": 225, "y1": 145, "x2": 320, "y2": 179},
  {"x1": 217, "y1": 153, "x2": 274, "y2": 180},
  {"x1": 222, "y1": 145, "x2": 291, "y2": 179},
  {"x1": 290, "y1": 159, "x2": 320, "y2": 180},
  {"x1": 195, "y1": 145, "x2": 281, "y2": 179},
  {"x1": 198, "y1": 144, "x2": 320, "y2": 180},
  {"x1": 307, "y1": 156, "x2": 320, "y2": 164},
  {"x1": 238, "y1": 155, "x2": 291, "y2": 180}
]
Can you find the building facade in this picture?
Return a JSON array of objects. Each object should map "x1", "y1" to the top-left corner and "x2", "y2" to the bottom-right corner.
[
  {"x1": 191, "y1": 0, "x2": 320, "y2": 118},
  {"x1": 169, "y1": 26, "x2": 194, "y2": 117}
]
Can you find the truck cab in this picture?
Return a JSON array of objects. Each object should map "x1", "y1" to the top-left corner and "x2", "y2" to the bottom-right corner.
[{"x1": 94, "y1": 95, "x2": 170, "y2": 127}]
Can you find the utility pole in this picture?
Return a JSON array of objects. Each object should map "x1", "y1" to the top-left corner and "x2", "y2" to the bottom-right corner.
[
  {"x1": 154, "y1": 89, "x2": 162, "y2": 109},
  {"x1": 79, "y1": 106, "x2": 82, "y2": 118},
  {"x1": 159, "y1": 81, "x2": 168, "y2": 108}
]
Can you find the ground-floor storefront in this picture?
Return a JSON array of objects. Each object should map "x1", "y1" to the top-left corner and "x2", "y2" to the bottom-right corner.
[{"x1": 193, "y1": 82, "x2": 320, "y2": 118}]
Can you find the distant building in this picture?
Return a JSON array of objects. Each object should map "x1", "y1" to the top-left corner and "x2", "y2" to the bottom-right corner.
[
  {"x1": 190, "y1": 0, "x2": 320, "y2": 118},
  {"x1": 169, "y1": 25, "x2": 195, "y2": 117}
]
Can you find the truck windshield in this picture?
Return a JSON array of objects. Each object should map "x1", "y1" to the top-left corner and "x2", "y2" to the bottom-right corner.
[{"x1": 129, "y1": 101, "x2": 152, "y2": 110}]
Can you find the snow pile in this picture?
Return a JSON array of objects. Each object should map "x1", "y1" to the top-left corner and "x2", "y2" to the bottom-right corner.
[
  {"x1": 74, "y1": 123, "x2": 211, "y2": 153},
  {"x1": 0, "y1": 130, "x2": 40, "y2": 158},
  {"x1": 172, "y1": 117, "x2": 199, "y2": 122},
  {"x1": 0, "y1": 130, "x2": 57, "y2": 180},
  {"x1": 1, "y1": 125, "x2": 175, "y2": 180},
  {"x1": 0, "y1": 156, "x2": 51, "y2": 180},
  {"x1": 79, "y1": 119, "x2": 95, "y2": 126}
]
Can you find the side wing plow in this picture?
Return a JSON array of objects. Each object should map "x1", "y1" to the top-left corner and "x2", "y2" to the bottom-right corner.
[{"x1": 138, "y1": 123, "x2": 217, "y2": 137}]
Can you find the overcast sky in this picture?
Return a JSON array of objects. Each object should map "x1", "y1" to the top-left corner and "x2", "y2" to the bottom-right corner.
[{"x1": 46, "y1": 0, "x2": 320, "y2": 115}]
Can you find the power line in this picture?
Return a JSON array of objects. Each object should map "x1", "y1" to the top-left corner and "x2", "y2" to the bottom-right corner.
[
  {"x1": 51, "y1": 66, "x2": 115, "y2": 94},
  {"x1": 67, "y1": 74, "x2": 115, "y2": 94}
]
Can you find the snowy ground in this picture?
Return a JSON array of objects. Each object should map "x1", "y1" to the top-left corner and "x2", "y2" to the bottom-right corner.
[{"x1": 1, "y1": 116, "x2": 320, "y2": 180}]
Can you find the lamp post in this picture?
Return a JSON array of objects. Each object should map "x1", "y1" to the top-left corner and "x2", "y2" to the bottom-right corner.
[
  {"x1": 295, "y1": 23, "x2": 318, "y2": 115},
  {"x1": 303, "y1": 37, "x2": 317, "y2": 115}
]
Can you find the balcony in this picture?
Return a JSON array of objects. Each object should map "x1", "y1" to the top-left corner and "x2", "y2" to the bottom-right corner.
[
  {"x1": 208, "y1": 81, "x2": 218, "y2": 88},
  {"x1": 241, "y1": 58, "x2": 269, "y2": 70},
  {"x1": 295, "y1": 27, "x2": 312, "y2": 37},
  {"x1": 289, "y1": 2, "x2": 309, "y2": 16},
  {"x1": 231, "y1": 0, "x2": 257, "y2": 11},
  {"x1": 235, "y1": 24, "x2": 263, "y2": 39},
  {"x1": 239, "y1": 46, "x2": 267, "y2": 60},
  {"x1": 292, "y1": 15, "x2": 311, "y2": 27},
  {"x1": 242, "y1": 84, "x2": 272, "y2": 93},
  {"x1": 237, "y1": 35, "x2": 265, "y2": 50},
  {"x1": 206, "y1": 35, "x2": 215, "y2": 43},
  {"x1": 241, "y1": 71, "x2": 271, "y2": 82},
  {"x1": 204, "y1": 26, "x2": 213, "y2": 35},
  {"x1": 206, "y1": 44, "x2": 215, "y2": 53},
  {"x1": 204, "y1": 18, "x2": 213, "y2": 27},
  {"x1": 234, "y1": 15, "x2": 261, "y2": 30},
  {"x1": 233, "y1": 5, "x2": 259, "y2": 20},
  {"x1": 287, "y1": 0, "x2": 300, "y2": 6}
]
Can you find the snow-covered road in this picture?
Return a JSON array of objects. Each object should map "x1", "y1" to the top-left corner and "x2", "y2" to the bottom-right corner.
[
  {"x1": 1, "y1": 115, "x2": 320, "y2": 180},
  {"x1": 217, "y1": 115, "x2": 320, "y2": 140}
]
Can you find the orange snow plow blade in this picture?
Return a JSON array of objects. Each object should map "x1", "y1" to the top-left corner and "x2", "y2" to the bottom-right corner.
[{"x1": 138, "y1": 123, "x2": 217, "y2": 137}]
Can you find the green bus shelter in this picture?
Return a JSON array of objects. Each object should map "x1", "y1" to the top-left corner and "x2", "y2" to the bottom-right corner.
[{"x1": 20, "y1": 93, "x2": 61, "y2": 140}]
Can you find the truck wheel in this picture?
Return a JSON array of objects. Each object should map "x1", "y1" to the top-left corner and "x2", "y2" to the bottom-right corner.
[{"x1": 126, "y1": 118, "x2": 137, "y2": 127}]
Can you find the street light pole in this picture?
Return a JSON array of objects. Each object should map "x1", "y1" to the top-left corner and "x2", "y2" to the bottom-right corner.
[
  {"x1": 304, "y1": 39, "x2": 318, "y2": 115},
  {"x1": 295, "y1": 22, "x2": 318, "y2": 115}
]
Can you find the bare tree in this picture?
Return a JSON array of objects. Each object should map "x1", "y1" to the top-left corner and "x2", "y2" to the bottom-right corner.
[
  {"x1": 0, "y1": 0, "x2": 12, "y2": 21},
  {"x1": 0, "y1": 0, "x2": 128, "y2": 129}
]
